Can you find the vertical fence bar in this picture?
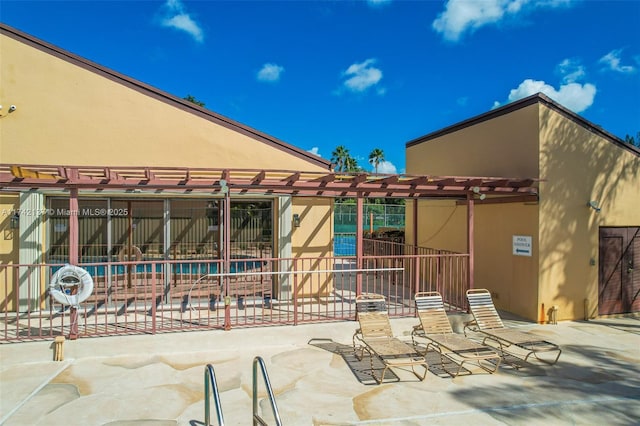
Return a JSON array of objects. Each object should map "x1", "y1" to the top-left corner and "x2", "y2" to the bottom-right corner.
[
  {"x1": 356, "y1": 196, "x2": 363, "y2": 297},
  {"x1": 467, "y1": 194, "x2": 475, "y2": 292},
  {"x1": 293, "y1": 259, "x2": 298, "y2": 326},
  {"x1": 151, "y1": 264, "x2": 157, "y2": 334}
]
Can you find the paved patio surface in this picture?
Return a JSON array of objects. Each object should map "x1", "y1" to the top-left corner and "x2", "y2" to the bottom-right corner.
[{"x1": 1, "y1": 315, "x2": 639, "y2": 425}]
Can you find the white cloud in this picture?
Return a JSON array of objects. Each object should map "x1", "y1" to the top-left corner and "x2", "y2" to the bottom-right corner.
[
  {"x1": 432, "y1": 0, "x2": 572, "y2": 42},
  {"x1": 496, "y1": 78, "x2": 596, "y2": 113},
  {"x1": 257, "y1": 63, "x2": 285, "y2": 82},
  {"x1": 340, "y1": 59, "x2": 385, "y2": 94},
  {"x1": 159, "y1": 0, "x2": 204, "y2": 43},
  {"x1": 374, "y1": 161, "x2": 397, "y2": 174},
  {"x1": 367, "y1": 0, "x2": 392, "y2": 7},
  {"x1": 599, "y1": 49, "x2": 636, "y2": 74},
  {"x1": 308, "y1": 147, "x2": 321, "y2": 157},
  {"x1": 556, "y1": 58, "x2": 585, "y2": 83}
]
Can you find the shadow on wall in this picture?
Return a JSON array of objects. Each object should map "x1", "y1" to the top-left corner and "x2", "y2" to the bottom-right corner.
[
  {"x1": 538, "y1": 109, "x2": 639, "y2": 318},
  {"x1": 295, "y1": 202, "x2": 333, "y2": 296}
]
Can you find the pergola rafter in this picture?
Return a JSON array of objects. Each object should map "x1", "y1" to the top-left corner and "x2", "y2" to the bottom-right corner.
[
  {"x1": 1, "y1": 163, "x2": 541, "y2": 335},
  {"x1": 1, "y1": 164, "x2": 539, "y2": 200}
]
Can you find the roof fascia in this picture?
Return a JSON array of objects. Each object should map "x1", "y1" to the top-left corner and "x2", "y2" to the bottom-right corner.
[{"x1": 406, "y1": 92, "x2": 640, "y2": 157}]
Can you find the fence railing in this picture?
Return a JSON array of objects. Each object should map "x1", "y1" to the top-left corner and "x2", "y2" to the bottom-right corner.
[{"x1": 0, "y1": 244, "x2": 469, "y2": 342}]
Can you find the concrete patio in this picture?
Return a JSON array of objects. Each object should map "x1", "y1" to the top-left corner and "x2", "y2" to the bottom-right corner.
[{"x1": 1, "y1": 315, "x2": 639, "y2": 425}]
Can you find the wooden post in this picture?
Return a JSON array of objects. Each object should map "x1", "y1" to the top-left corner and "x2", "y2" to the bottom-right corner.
[
  {"x1": 413, "y1": 199, "x2": 419, "y2": 294},
  {"x1": 127, "y1": 200, "x2": 133, "y2": 288},
  {"x1": 356, "y1": 195, "x2": 364, "y2": 297},
  {"x1": 68, "y1": 188, "x2": 79, "y2": 340},
  {"x1": 467, "y1": 194, "x2": 475, "y2": 293},
  {"x1": 223, "y1": 190, "x2": 232, "y2": 331}
]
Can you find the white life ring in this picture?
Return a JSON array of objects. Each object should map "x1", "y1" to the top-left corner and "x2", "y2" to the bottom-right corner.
[
  {"x1": 49, "y1": 264, "x2": 94, "y2": 306},
  {"x1": 118, "y1": 245, "x2": 143, "y2": 262}
]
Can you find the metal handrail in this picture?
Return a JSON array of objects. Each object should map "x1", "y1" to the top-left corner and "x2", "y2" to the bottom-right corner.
[
  {"x1": 252, "y1": 356, "x2": 282, "y2": 426},
  {"x1": 204, "y1": 364, "x2": 225, "y2": 426}
]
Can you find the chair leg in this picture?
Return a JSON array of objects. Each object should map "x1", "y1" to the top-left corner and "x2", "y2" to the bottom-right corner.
[{"x1": 530, "y1": 348, "x2": 562, "y2": 365}]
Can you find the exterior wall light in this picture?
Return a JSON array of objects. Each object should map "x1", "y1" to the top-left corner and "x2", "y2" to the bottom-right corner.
[
  {"x1": 293, "y1": 213, "x2": 301, "y2": 227},
  {"x1": 472, "y1": 186, "x2": 486, "y2": 201},
  {"x1": 10, "y1": 212, "x2": 20, "y2": 229},
  {"x1": 587, "y1": 201, "x2": 601, "y2": 213},
  {"x1": 219, "y1": 179, "x2": 229, "y2": 194}
]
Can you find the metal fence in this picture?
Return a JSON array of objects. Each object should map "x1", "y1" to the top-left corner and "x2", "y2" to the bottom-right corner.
[
  {"x1": 334, "y1": 203, "x2": 405, "y2": 233},
  {"x1": 0, "y1": 241, "x2": 469, "y2": 343}
]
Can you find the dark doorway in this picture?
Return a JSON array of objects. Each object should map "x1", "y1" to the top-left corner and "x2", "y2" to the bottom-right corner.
[{"x1": 599, "y1": 227, "x2": 640, "y2": 315}]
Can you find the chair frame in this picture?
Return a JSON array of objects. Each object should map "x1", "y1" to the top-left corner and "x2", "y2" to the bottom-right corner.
[
  {"x1": 412, "y1": 291, "x2": 501, "y2": 377},
  {"x1": 464, "y1": 288, "x2": 562, "y2": 365},
  {"x1": 353, "y1": 293, "x2": 429, "y2": 384}
]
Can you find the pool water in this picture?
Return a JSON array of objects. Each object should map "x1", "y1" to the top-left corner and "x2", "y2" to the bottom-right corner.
[{"x1": 50, "y1": 256, "x2": 266, "y2": 278}]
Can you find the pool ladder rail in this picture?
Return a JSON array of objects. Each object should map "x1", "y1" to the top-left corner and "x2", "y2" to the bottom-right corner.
[
  {"x1": 204, "y1": 364, "x2": 225, "y2": 426},
  {"x1": 204, "y1": 356, "x2": 283, "y2": 426}
]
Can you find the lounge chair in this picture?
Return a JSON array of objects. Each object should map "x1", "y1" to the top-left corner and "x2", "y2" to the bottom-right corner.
[
  {"x1": 353, "y1": 293, "x2": 429, "y2": 384},
  {"x1": 465, "y1": 288, "x2": 562, "y2": 365},
  {"x1": 411, "y1": 291, "x2": 501, "y2": 377}
]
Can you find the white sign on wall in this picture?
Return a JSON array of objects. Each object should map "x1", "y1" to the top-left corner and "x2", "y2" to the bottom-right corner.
[{"x1": 513, "y1": 235, "x2": 532, "y2": 256}]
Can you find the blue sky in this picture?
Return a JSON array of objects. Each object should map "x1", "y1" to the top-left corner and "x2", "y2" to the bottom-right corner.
[{"x1": 3, "y1": 0, "x2": 639, "y2": 173}]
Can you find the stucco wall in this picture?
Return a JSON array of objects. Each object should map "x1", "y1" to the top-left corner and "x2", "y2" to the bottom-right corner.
[
  {"x1": 474, "y1": 203, "x2": 539, "y2": 319},
  {"x1": 406, "y1": 199, "x2": 539, "y2": 319},
  {"x1": 407, "y1": 100, "x2": 639, "y2": 321},
  {"x1": 291, "y1": 197, "x2": 334, "y2": 297},
  {"x1": 0, "y1": 28, "x2": 337, "y2": 303},
  {"x1": 538, "y1": 104, "x2": 640, "y2": 320},
  {"x1": 406, "y1": 104, "x2": 540, "y2": 178},
  {"x1": 0, "y1": 32, "x2": 326, "y2": 171},
  {"x1": 406, "y1": 103, "x2": 542, "y2": 320},
  {"x1": 0, "y1": 194, "x2": 20, "y2": 311},
  {"x1": 407, "y1": 199, "x2": 467, "y2": 253}
]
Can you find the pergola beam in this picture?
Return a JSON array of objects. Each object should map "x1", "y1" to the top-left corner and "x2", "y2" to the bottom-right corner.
[{"x1": 0, "y1": 164, "x2": 539, "y2": 200}]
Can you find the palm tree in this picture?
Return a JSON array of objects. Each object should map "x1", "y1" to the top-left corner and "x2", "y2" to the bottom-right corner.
[
  {"x1": 624, "y1": 131, "x2": 640, "y2": 147},
  {"x1": 331, "y1": 146, "x2": 351, "y2": 172},
  {"x1": 368, "y1": 148, "x2": 385, "y2": 173},
  {"x1": 184, "y1": 94, "x2": 205, "y2": 107},
  {"x1": 345, "y1": 156, "x2": 361, "y2": 172}
]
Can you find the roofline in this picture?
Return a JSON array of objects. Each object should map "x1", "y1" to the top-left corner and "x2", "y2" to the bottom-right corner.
[
  {"x1": 406, "y1": 92, "x2": 640, "y2": 156},
  {"x1": 0, "y1": 23, "x2": 333, "y2": 170}
]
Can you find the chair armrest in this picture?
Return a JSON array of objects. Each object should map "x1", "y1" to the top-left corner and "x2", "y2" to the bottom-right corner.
[{"x1": 463, "y1": 320, "x2": 478, "y2": 336}]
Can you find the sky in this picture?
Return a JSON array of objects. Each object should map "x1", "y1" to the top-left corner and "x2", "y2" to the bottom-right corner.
[{"x1": 2, "y1": 0, "x2": 639, "y2": 174}]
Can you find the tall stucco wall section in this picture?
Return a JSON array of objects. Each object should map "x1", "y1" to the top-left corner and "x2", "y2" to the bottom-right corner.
[
  {"x1": 0, "y1": 33, "x2": 325, "y2": 172},
  {"x1": 408, "y1": 199, "x2": 540, "y2": 320},
  {"x1": 538, "y1": 104, "x2": 640, "y2": 320},
  {"x1": 0, "y1": 194, "x2": 20, "y2": 311},
  {"x1": 405, "y1": 104, "x2": 540, "y2": 178},
  {"x1": 411, "y1": 200, "x2": 467, "y2": 253},
  {"x1": 405, "y1": 103, "x2": 542, "y2": 320},
  {"x1": 291, "y1": 197, "x2": 334, "y2": 297},
  {"x1": 474, "y1": 203, "x2": 540, "y2": 320}
]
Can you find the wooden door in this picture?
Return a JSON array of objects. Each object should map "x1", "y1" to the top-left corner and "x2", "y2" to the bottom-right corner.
[{"x1": 599, "y1": 227, "x2": 639, "y2": 315}]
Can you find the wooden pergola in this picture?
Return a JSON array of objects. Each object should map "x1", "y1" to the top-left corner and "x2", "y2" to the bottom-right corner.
[
  {"x1": 3, "y1": 165, "x2": 537, "y2": 198},
  {"x1": 1, "y1": 164, "x2": 538, "y2": 335}
]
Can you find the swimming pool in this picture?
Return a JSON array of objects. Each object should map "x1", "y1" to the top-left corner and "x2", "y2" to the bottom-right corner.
[
  {"x1": 334, "y1": 235, "x2": 356, "y2": 256},
  {"x1": 49, "y1": 256, "x2": 267, "y2": 278}
]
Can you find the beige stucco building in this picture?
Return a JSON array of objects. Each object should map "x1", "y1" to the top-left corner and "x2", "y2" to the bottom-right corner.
[
  {"x1": 0, "y1": 23, "x2": 335, "y2": 311},
  {"x1": 406, "y1": 94, "x2": 640, "y2": 322},
  {"x1": 3, "y1": 22, "x2": 636, "y2": 327}
]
